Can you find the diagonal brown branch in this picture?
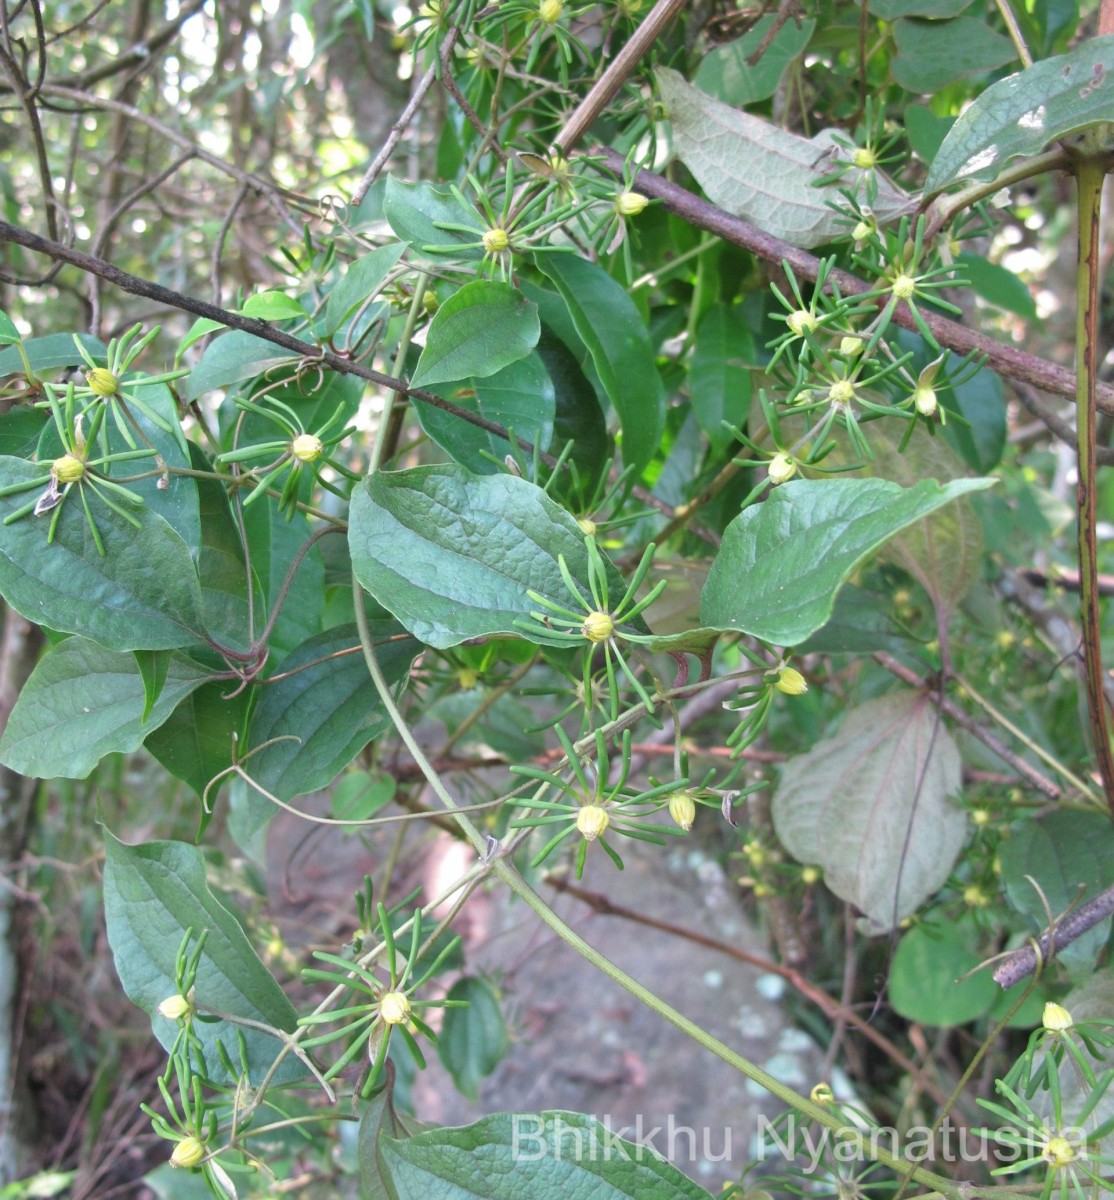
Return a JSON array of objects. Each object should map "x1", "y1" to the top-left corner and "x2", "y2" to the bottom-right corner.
[{"x1": 597, "y1": 147, "x2": 1114, "y2": 416}]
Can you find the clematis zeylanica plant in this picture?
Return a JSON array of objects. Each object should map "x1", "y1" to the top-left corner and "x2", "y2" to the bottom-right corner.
[
  {"x1": 0, "y1": 381, "x2": 158, "y2": 554},
  {"x1": 518, "y1": 535, "x2": 666, "y2": 721},
  {"x1": 298, "y1": 902, "x2": 462, "y2": 1098},
  {"x1": 510, "y1": 726, "x2": 686, "y2": 877}
]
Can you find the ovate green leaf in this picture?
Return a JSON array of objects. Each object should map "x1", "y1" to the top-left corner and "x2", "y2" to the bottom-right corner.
[
  {"x1": 693, "y1": 14, "x2": 816, "y2": 105},
  {"x1": 103, "y1": 832, "x2": 303, "y2": 1083},
  {"x1": 379, "y1": 1111, "x2": 714, "y2": 1199},
  {"x1": 185, "y1": 330, "x2": 298, "y2": 400},
  {"x1": 535, "y1": 255, "x2": 664, "y2": 475},
  {"x1": 771, "y1": 690, "x2": 966, "y2": 933},
  {"x1": 322, "y1": 242, "x2": 406, "y2": 338},
  {"x1": 437, "y1": 977, "x2": 509, "y2": 1100},
  {"x1": 891, "y1": 16, "x2": 1016, "y2": 94},
  {"x1": 246, "y1": 622, "x2": 420, "y2": 802},
  {"x1": 890, "y1": 920, "x2": 998, "y2": 1025},
  {"x1": 0, "y1": 638, "x2": 210, "y2": 779},
  {"x1": 0, "y1": 457, "x2": 208, "y2": 650},
  {"x1": 411, "y1": 280, "x2": 539, "y2": 390},
  {"x1": 349, "y1": 465, "x2": 627, "y2": 649},
  {"x1": 925, "y1": 35, "x2": 1114, "y2": 194},
  {"x1": 700, "y1": 476, "x2": 994, "y2": 645},
  {"x1": 689, "y1": 304, "x2": 753, "y2": 449}
]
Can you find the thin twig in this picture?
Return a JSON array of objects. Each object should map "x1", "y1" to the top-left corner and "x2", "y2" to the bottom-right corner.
[{"x1": 993, "y1": 884, "x2": 1114, "y2": 987}]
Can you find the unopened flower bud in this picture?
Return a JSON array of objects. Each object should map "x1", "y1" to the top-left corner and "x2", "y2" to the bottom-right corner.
[
  {"x1": 828, "y1": 379, "x2": 855, "y2": 407},
  {"x1": 577, "y1": 516, "x2": 598, "y2": 536},
  {"x1": 775, "y1": 666, "x2": 808, "y2": 695},
  {"x1": 767, "y1": 453, "x2": 796, "y2": 484},
  {"x1": 291, "y1": 433, "x2": 323, "y2": 463},
  {"x1": 810, "y1": 1082, "x2": 834, "y2": 1105},
  {"x1": 891, "y1": 274, "x2": 916, "y2": 300},
  {"x1": 538, "y1": 0, "x2": 563, "y2": 22},
  {"x1": 914, "y1": 384, "x2": 937, "y2": 417},
  {"x1": 457, "y1": 667, "x2": 479, "y2": 689},
  {"x1": 170, "y1": 1136, "x2": 206, "y2": 1169},
  {"x1": 801, "y1": 865, "x2": 821, "y2": 885},
  {"x1": 52, "y1": 454, "x2": 85, "y2": 484},
  {"x1": 158, "y1": 993, "x2": 193, "y2": 1022},
  {"x1": 380, "y1": 991, "x2": 411, "y2": 1025},
  {"x1": 668, "y1": 790, "x2": 697, "y2": 832},
  {"x1": 482, "y1": 227, "x2": 510, "y2": 254},
  {"x1": 582, "y1": 610, "x2": 614, "y2": 643},
  {"x1": 86, "y1": 367, "x2": 119, "y2": 397},
  {"x1": 1042, "y1": 1002, "x2": 1073, "y2": 1032},
  {"x1": 852, "y1": 147, "x2": 877, "y2": 170},
  {"x1": 576, "y1": 804, "x2": 609, "y2": 841},
  {"x1": 840, "y1": 336, "x2": 864, "y2": 356},
  {"x1": 786, "y1": 310, "x2": 817, "y2": 336},
  {"x1": 615, "y1": 191, "x2": 647, "y2": 217},
  {"x1": 1045, "y1": 1137, "x2": 1076, "y2": 1167}
]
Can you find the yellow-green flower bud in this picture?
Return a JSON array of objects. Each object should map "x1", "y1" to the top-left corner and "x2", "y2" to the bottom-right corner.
[
  {"x1": 1042, "y1": 1001, "x2": 1073, "y2": 1032},
  {"x1": 615, "y1": 191, "x2": 648, "y2": 217},
  {"x1": 157, "y1": 993, "x2": 193, "y2": 1022},
  {"x1": 828, "y1": 379, "x2": 855, "y2": 408},
  {"x1": 52, "y1": 454, "x2": 85, "y2": 484},
  {"x1": 170, "y1": 1136, "x2": 206, "y2": 1169},
  {"x1": 380, "y1": 991, "x2": 411, "y2": 1025},
  {"x1": 775, "y1": 666, "x2": 808, "y2": 695},
  {"x1": 810, "y1": 1082, "x2": 834, "y2": 1105},
  {"x1": 86, "y1": 367, "x2": 119, "y2": 397},
  {"x1": 582, "y1": 610, "x2": 614, "y2": 643},
  {"x1": 767, "y1": 453, "x2": 796, "y2": 485},
  {"x1": 971, "y1": 808, "x2": 990, "y2": 827},
  {"x1": 786, "y1": 310, "x2": 816, "y2": 336},
  {"x1": 291, "y1": 433, "x2": 323, "y2": 463},
  {"x1": 914, "y1": 384, "x2": 937, "y2": 417},
  {"x1": 852, "y1": 219, "x2": 875, "y2": 243},
  {"x1": 577, "y1": 516, "x2": 598, "y2": 536},
  {"x1": 852, "y1": 147, "x2": 877, "y2": 170},
  {"x1": 576, "y1": 804, "x2": 609, "y2": 841},
  {"x1": 482, "y1": 227, "x2": 510, "y2": 254},
  {"x1": 891, "y1": 274, "x2": 916, "y2": 300},
  {"x1": 963, "y1": 885, "x2": 990, "y2": 908},
  {"x1": 667, "y1": 790, "x2": 697, "y2": 832},
  {"x1": 1044, "y1": 1137, "x2": 1076, "y2": 1167},
  {"x1": 840, "y1": 336, "x2": 864, "y2": 356},
  {"x1": 457, "y1": 667, "x2": 479, "y2": 690},
  {"x1": 801, "y1": 865, "x2": 821, "y2": 885},
  {"x1": 538, "y1": 0, "x2": 563, "y2": 22}
]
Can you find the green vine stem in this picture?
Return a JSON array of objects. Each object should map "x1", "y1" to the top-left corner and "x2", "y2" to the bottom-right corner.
[
  {"x1": 352, "y1": 569, "x2": 961, "y2": 1196},
  {"x1": 1072, "y1": 145, "x2": 1114, "y2": 816}
]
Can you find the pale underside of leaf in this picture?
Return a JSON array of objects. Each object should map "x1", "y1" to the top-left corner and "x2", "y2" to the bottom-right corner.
[
  {"x1": 657, "y1": 68, "x2": 914, "y2": 248},
  {"x1": 772, "y1": 690, "x2": 966, "y2": 933}
]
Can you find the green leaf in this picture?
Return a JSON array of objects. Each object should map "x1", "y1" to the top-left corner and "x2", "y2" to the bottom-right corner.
[
  {"x1": 414, "y1": 352, "x2": 555, "y2": 473},
  {"x1": 841, "y1": 428, "x2": 985, "y2": 621},
  {"x1": 944, "y1": 362, "x2": 1007, "y2": 473},
  {"x1": 891, "y1": 16, "x2": 1016, "y2": 94},
  {"x1": 246, "y1": 622, "x2": 419, "y2": 802},
  {"x1": 383, "y1": 176, "x2": 483, "y2": 260},
  {"x1": 241, "y1": 501, "x2": 326, "y2": 659},
  {"x1": 771, "y1": 690, "x2": 966, "y2": 933},
  {"x1": 349, "y1": 465, "x2": 627, "y2": 649},
  {"x1": 411, "y1": 281, "x2": 539, "y2": 390},
  {"x1": 535, "y1": 255, "x2": 664, "y2": 475},
  {"x1": 926, "y1": 35, "x2": 1114, "y2": 194},
  {"x1": 240, "y1": 291, "x2": 310, "y2": 321},
  {"x1": 658, "y1": 68, "x2": 913, "y2": 249},
  {"x1": 379, "y1": 1111, "x2": 714, "y2": 1199},
  {"x1": 889, "y1": 920, "x2": 998, "y2": 1025},
  {"x1": 437, "y1": 977, "x2": 509, "y2": 1100},
  {"x1": 905, "y1": 104, "x2": 955, "y2": 165},
  {"x1": 0, "y1": 408, "x2": 48, "y2": 457},
  {"x1": 700, "y1": 476, "x2": 994, "y2": 646},
  {"x1": 358, "y1": 1087, "x2": 408, "y2": 1200},
  {"x1": 185, "y1": 330, "x2": 297, "y2": 401},
  {"x1": 144, "y1": 683, "x2": 250, "y2": 800},
  {"x1": 999, "y1": 811, "x2": 1114, "y2": 980},
  {"x1": 956, "y1": 252, "x2": 1037, "y2": 320},
  {"x1": 134, "y1": 648, "x2": 171, "y2": 722},
  {"x1": 0, "y1": 332, "x2": 104, "y2": 377},
  {"x1": 322, "y1": 243, "x2": 407, "y2": 339},
  {"x1": 688, "y1": 305, "x2": 753, "y2": 449},
  {"x1": 870, "y1": 0, "x2": 974, "y2": 16},
  {"x1": 693, "y1": 14, "x2": 816, "y2": 105},
  {"x1": 331, "y1": 769, "x2": 395, "y2": 822},
  {"x1": 0, "y1": 309, "x2": 20, "y2": 346},
  {"x1": 0, "y1": 638, "x2": 210, "y2": 779},
  {"x1": 796, "y1": 584, "x2": 918, "y2": 655},
  {"x1": 0, "y1": 457, "x2": 209, "y2": 650},
  {"x1": 102, "y1": 831, "x2": 303, "y2": 1083}
]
